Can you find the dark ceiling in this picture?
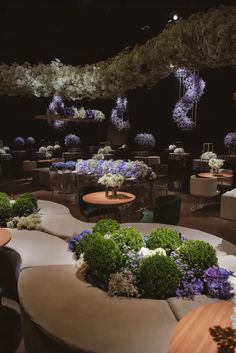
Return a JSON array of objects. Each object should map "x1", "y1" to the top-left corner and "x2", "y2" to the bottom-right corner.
[{"x1": 0, "y1": 0, "x2": 235, "y2": 65}]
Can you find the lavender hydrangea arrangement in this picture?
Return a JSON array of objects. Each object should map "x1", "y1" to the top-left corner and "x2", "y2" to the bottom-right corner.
[
  {"x1": 64, "y1": 134, "x2": 81, "y2": 147},
  {"x1": 14, "y1": 137, "x2": 25, "y2": 148},
  {"x1": 51, "y1": 161, "x2": 76, "y2": 170},
  {"x1": 68, "y1": 230, "x2": 92, "y2": 252},
  {"x1": 26, "y1": 137, "x2": 35, "y2": 146},
  {"x1": 75, "y1": 159, "x2": 153, "y2": 179},
  {"x1": 111, "y1": 96, "x2": 130, "y2": 131},
  {"x1": 134, "y1": 133, "x2": 156, "y2": 150},
  {"x1": 224, "y1": 132, "x2": 236, "y2": 147},
  {"x1": 173, "y1": 68, "x2": 205, "y2": 130}
]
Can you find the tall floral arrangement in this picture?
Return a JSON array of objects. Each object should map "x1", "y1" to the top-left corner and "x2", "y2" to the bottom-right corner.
[
  {"x1": 172, "y1": 68, "x2": 205, "y2": 130},
  {"x1": 134, "y1": 133, "x2": 156, "y2": 150},
  {"x1": 14, "y1": 137, "x2": 25, "y2": 148},
  {"x1": 64, "y1": 134, "x2": 81, "y2": 147},
  {"x1": 224, "y1": 132, "x2": 236, "y2": 147},
  {"x1": 111, "y1": 96, "x2": 130, "y2": 131}
]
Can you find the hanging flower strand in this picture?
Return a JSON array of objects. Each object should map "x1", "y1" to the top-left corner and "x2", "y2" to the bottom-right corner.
[
  {"x1": 172, "y1": 68, "x2": 205, "y2": 130},
  {"x1": 111, "y1": 96, "x2": 130, "y2": 131}
]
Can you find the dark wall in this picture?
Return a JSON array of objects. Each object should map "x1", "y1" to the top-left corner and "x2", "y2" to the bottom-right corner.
[{"x1": 0, "y1": 67, "x2": 235, "y2": 155}]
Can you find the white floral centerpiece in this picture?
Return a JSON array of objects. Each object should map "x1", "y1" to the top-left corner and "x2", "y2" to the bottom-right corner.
[
  {"x1": 208, "y1": 158, "x2": 224, "y2": 175},
  {"x1": 98, "y1": 173, "x2": 124, "y2": 197},
  {"x1": 201, "y1": 152, "x2": 217, "y2": 160}
]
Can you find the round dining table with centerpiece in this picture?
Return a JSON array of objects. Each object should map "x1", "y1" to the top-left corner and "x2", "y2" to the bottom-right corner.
[
  {"x1": 82, "y1": 191, "x2": 136, "y2": 206},
  {"x1": 197, "y1": 172, "x2": 232, "y2": 180}
]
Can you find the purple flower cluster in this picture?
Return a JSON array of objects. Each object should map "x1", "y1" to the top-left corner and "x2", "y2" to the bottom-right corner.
[
  {"x1": 125, "y1": 250, "x2": 142, "y2": 272},
  {"x1": 47, "y1": 95, "x2": 76, "y2": 117},
  {"x1": 134, "y1": 133, "x2": 156, "y2": 149},
  {"x1": 75, "y1": 159, "x2": 153, "y2": 179},
  {"x1": 224, "y1": 132, "x2": 236, "y2": 147},
  {"x1": 111, "y1": 96, "x2": 130, "y2": 131},
  {"x1": 14, "y1": 137, "x2": 25, "y2": 148},
  {"x1": 176, "y1": 270, "x2": 204, "y2": 298},
  {"x1": 26, "y1": 136, "x2": 35, "y2": 146},
  {"x1": 51, "y1": 161, "x2": 76, "y2": 170},
  {"x1": 173, "y1": 68, "x2": 205, "y2": 130},
  {"x1": 203, "y1": 266, "x2": 233, "y2": 299},
  {"x1": 64, "y1": 134, "x2": 81, "y2": 147},
  {"x1": 68, "y1": 230, "x2": 91, "y2": 252}
]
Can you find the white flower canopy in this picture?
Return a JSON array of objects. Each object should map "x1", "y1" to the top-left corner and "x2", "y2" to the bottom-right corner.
[{"x1": 0, "y1": 6, "x2": 235, "y2": 101}]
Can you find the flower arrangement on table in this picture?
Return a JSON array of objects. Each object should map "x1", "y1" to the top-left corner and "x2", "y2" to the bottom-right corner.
[
  {"x1": 14, "y1": 137, "x2": 25, "y2": 149},
  {"x1": 75, "y1": 159, "x2": 153, "y2": 180},
  {"x1": 134, "y1": 133, "x2": 156, "y2": 150},
  {"x1": 208, "y1": 158, "x2": 224, "y2": 175},
  {"x1": 64, "y1": 134, "x2": 81, "y2": 148},
  {"x1": 111, "y1": 96, "x2": 130, "y2": 131},
  {"x1": 47, "y1": 95, "x2": 105, "y2": 123},
  {"x1": 174, "y1": 147, "x2": 185, "y2": 154},
  {"x1": 98, "y1": 173, "x2": 125, "y2": 197},
  {"x1": 51, "y1": 161, "x2": 76, "y2": 171},
  {"x1": 200, "y1": 151, "x2": 217, "y2": 160},
  {"x1": 68, "y1": 219, "x2": 233, "y2": 299}
]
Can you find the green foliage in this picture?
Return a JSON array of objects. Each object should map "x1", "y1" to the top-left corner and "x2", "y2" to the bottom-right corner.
[
  {"x1": 17, "y1": 193, "x2": 38, "y2": 208},
  {"x1": 137, "y1": 255, "x2": 182, "y2": 299},
  {"x1": 111, "y1": 227, "x2": 144, "y2": 252},
  {"x1": 75, "y1": 232, "x2": 102, "y2": 259},
  {"x1": 12, "y1": 197, "x2": 34, "y2": 217},
  {"x1": 177, "y1": 240, "x2": 218, "y2": 276},
  {"x1": 147, "y1": 228, "x2": 182, "y2": 254},
  {"x1": 92, "y1": 218, "x2": 120, "y2": 236},
  {"x1": 0, "y1": 199, "x2": 12, "y2": 226},
  {"x1": 0, "y1": 192, "x2": 9, "y2": 202},
  {"x1": 84, "y1": 234, "x2": 123, "y2": 288}
]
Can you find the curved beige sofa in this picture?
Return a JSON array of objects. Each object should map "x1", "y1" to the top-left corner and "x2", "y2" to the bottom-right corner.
[{"x1": 2, "y1": 200, "x2": 236, "y2": 353}]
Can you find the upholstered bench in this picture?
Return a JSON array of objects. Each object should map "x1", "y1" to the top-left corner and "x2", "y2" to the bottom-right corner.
[{"x1": 220, "y1": 188, "x2": 236, "y2": 220}]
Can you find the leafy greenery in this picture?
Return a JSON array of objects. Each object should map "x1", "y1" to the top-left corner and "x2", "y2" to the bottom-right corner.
[
  {"x1": 147, "y1": 228, "x2": 182, "y2": 254},
  {"x1": 0, "y1": 199, "x2": 12, "y2": 227},
  {"x1": 84, "y1": 234, "x2": 123, "y2": 288},
  {"x1": 75, "y1": 232, "x2": 101, "y2": 259},
  {"x1": 17, "y1": 193, "x2": 38, "y2": 208},
  {"x1": 0, "y1": 7, "x2": 234, "y2": 100},
  {"x1": 111, "y1": 227, "x2": 145, "y2": 252},
  {"x1": 137, "y1": 255, "x2": 182, "y2": 299},
  {"x1": 92, "y1": 218, "x2": 120, "y2": 236},
  {"x1": 0, "y1": 192, "x2": 9, "y2": 202},
  {"x1": 12, "y1": 197, "x2": 34, "y2": 217},
  {"x1": 177, "y1": 240, "x2": 218, "y2": 276}
]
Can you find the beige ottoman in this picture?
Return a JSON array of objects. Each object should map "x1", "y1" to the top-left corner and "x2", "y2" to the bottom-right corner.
[{"x1": 220, "y1": 188, "x2": 236, "y2": 220}]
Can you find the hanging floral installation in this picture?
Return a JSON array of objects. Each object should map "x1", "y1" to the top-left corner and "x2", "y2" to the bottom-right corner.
[
  {"x1": 0, "y1": 6, "x2": 234, "y2": 100},
  {"x1": 47, "y1": 94, "x2": 105, "y2": 122},
  {"x1": 224, "y1": 132, "x2": 236, "y2": 147},
  {"x1": 172, "y1": 68, "x2": 205, "y2": 130},
  {"x1": 111, "y1": 96, "x2": 130, "y2": 131}
]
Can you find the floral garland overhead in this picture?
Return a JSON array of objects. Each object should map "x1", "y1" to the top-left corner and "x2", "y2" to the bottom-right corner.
[
  {"x1": 111, "y1": 96, "x2": 130, "y2": 131},
  {"x1": 0, "y1": 6, "x2": 235, "y2": 100},
  {"x1": 47, "y1": 94, "x2": 105, "y2": 122},
  {"x1": 172, "y1": 68, "x2": 205, "y2": 130}
]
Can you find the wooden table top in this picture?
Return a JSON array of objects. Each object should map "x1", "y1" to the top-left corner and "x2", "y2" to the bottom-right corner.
[
  {"x1": 168, "y1": 301, "x2": 235, "y2": 353},
  {"x1": 0, "y1": 229, "x2": 12, "y2": 246},
  {"x1": 198, "y1": 172, "x2": 232, "y2": 179},
  {"x1": 83, "y1": 191, "x2": 136, "y2": 206}
]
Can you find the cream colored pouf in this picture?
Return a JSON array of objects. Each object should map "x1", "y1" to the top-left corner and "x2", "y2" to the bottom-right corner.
[{"x1": 220, "y1": 188, "x2": 236, "y2": 220}]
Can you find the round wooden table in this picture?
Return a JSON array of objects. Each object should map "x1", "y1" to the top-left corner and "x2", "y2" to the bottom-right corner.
[
  {"x1": 198, "y1": 172, "x2": 232, "y2": 179},
  {"x1": 168, "y1": 301, "x2": 235, "y2": 353},
  {"x1": 0, "y1": 229, "x2": 11, "y2": 247},
  {"x1": 83, "y1": 191, "x2": 136, "y2": 206}
]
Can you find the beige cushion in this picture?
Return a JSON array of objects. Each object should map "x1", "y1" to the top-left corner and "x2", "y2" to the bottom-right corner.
[
  {"x1": 220, "y1": 189, "x2": 236, "y2": 220},
  {"x1": 7, "y1": 229, "x2": 74, "y2": 269},
  {"x1": 19, "y1": 265, "x2": 177, "y2": 353},
  {"x1": 190, "y1": 175, "x2": 219, "y2": 197}
]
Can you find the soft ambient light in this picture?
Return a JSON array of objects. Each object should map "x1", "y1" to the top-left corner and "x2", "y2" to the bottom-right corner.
[{"x1": 173, "y1": 14, "x2": 178, "y2": 21}]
